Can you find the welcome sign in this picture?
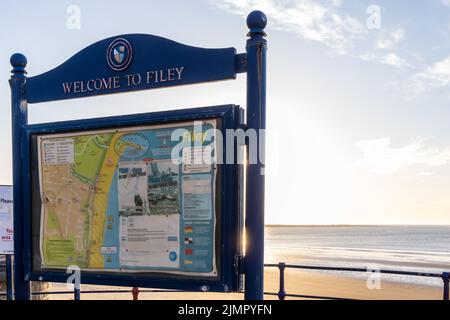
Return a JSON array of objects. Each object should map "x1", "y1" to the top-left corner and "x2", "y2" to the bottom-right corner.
[
  {"x1": 10, "y1": 10, "x2": 267, "y2": 300},
  {"x1": 26, "y1": 34, "x2": 238, "y2": 103}
]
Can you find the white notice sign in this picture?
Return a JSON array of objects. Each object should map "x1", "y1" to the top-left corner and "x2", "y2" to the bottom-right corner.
[{"x1": 0, "y1": 186, "x2": 13, "y2": 254}]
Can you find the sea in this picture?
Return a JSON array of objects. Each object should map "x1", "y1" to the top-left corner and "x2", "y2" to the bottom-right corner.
[{"x1": 265, "y1": 225, "x2": 450, "y2": 287}]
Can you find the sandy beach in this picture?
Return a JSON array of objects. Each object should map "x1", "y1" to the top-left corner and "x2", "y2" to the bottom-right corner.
[{"x1": 46, "y1": 268, "x2": 443, "y2": 300}]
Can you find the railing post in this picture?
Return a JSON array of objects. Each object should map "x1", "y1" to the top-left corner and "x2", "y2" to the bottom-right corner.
[
  {"x1": 244, "y1": 10, "x2": 267, "y2": 301},
  {"x1": 5, "y1": 255, "x2": 13, "y2": 300},
  {"x1": 132, "y1": 287, "x2": 140, "y2": 300},
  {"x1": 278, "y1": 263, "x2": 286, "y2": 300},
  {"x1": 74, "y1": 287, "x2": 81, "y2": 300},
  {"x1": 442, "y1": 272, "x2": 449, "y2": 301}
]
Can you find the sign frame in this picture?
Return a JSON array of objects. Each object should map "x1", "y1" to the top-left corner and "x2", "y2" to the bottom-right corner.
[
  {"x1": 22, "y1": 104, "x2": 243, "y2": 292},
  {"x1": 10, "y1": 10, "x2": 267, "y2": 299}
]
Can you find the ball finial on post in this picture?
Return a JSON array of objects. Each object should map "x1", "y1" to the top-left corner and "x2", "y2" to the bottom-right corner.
[
  {"x1": 246, "y1": 10, "x2": 267, "y2": 36},
  {"x1": 10, "y1": 53, "x2": 27, "y2": 76}
]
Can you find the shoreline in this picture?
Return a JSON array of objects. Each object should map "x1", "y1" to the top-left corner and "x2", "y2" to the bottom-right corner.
[
  {"x1": 266, "y1": 255, "x2": 450, "y2": 273},
  {"x1": 265, "y1": 224, "x2": 450, "y2": 227}
]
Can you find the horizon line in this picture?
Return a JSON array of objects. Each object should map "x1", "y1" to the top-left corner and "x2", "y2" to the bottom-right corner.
[{"x1": 265, "y1": 224, "x2": 450, "y2": 227}]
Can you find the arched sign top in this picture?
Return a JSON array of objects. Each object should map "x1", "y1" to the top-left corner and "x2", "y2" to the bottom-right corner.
[{"x1": 26, "y1": 33, "x2": 245, "y2": 104}]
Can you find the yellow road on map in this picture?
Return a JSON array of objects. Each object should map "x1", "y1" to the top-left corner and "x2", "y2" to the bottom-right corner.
[{"x1": 88, "y1": 133, "x2": 125, "y2": 268}]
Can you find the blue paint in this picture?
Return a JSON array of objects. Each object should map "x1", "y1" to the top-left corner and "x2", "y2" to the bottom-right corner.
[
  {"x1": 5, "y1": 254, "x2": 13, "y2": 300},
  {"x1": 10, "y1": 53, "x2": 31, "y2": 300},
  {"x1": 244, "y1": 10, "x2": 267, "y2": 300}
]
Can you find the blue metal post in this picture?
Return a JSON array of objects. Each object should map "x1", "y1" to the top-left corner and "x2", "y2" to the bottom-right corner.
[
  {"x1": 5, "y1": 255, "x2": 13, "y2": 300},
  {"x1": 244, "y1": 10, "x2": 267, "y2": 300},
  {"x1": 277, "y1": 263, "x2": 286, "y2": 300},
  {"x1": 74, "y1": 288, "x2": 81, "y2": 300},
  {"x1": 442, "y1": 272, "x2": 449, "y2": 301},
  {"x1": 9, "y1": 53, "x2": 31, "y2": 300}
]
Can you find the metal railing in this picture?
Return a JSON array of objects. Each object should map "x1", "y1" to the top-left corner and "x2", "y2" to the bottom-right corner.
[
  {"x1": 1, "y1": 261, "x2": 449, "y2": 300},
  {"x1": 265, "y1": 263, "x2": 450, "y2": 300}
]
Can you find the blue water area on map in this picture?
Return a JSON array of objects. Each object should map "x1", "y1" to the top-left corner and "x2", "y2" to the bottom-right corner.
[
  {"x1": 119, "y1": 133, "x2": 150, "y2": 159},
  {"x1": 119, "y1": 124, "x2": 215, "y2": 162},
  {"x1": 102, "y1": 171, "x2": 120, "y2": 269}
]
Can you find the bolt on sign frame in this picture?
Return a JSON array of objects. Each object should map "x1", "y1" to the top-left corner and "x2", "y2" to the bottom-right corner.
[{"x1": 9, "y1": 11, "x2": 267, "y2": 300}]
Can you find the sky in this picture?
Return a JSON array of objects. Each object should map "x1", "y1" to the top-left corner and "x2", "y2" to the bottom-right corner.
[{"x1": 2, "y1": 0, "x2": 450, "y2": 225}]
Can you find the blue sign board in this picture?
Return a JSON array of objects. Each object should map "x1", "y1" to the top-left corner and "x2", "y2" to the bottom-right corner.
[
  {"x1": 27, "y1": 34, "x2": 240, "y2": 103},
  {"x1": 9, "y1": 11, "x2": 267, "y2": 300}
]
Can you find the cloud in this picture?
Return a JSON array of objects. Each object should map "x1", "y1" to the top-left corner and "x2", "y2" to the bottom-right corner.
[
  {"x1": 213, "y1": 0, "x2": 417, "y2": 71},
  {"x1": 360, "y1": 52, "x2": 414, "y2": 69},
  {"x1": 442, "y1": 0, "x2": 450, "y2": 6},
  {"x1": 375, "y1": 28, "x2": 405, "y2": 49},
  {"x1": 330, "y1": 0, "x2": 343, "y2": 7},
  {"x1": 417, "y1": 171, "x2": 437, "y2": 177},
  {"x1": 361, "y1": 28, "x2": 414, "y2": 69},
  {"x1": 355, "y1": 138, "x2": 450, "y2": 174},
  {"x1": 408, "y1": 55, "x2": 450, "y2": 96},
  {"x1": 213, "y1": 0, "x2": 366, "y2": 54},
  {"x1": 380, "y1": 53, "x2": 414, "y2": 68}
]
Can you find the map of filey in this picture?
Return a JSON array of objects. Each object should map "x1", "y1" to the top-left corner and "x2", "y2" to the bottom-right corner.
[{"x1": 38, "y1": 121, "x2": 217, "y2": 275}]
